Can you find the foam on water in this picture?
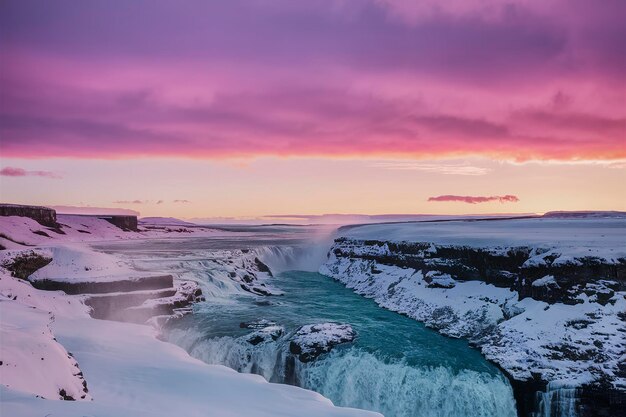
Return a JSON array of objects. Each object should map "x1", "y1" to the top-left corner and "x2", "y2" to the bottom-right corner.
[
  {"x1": 167, "y1": 326, "x2": 517, "y2": 417},
  {"x1": 534, "y1": 383, "x2": 579, "y2": 417}
]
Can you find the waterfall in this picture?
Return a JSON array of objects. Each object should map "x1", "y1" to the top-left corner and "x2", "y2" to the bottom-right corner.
[
  {"x1": 167, "y1": 327, "x2": 517, "y2": 417},
  {"x1": 534, "y1": 383, "x2": 579, "y2": 417}
]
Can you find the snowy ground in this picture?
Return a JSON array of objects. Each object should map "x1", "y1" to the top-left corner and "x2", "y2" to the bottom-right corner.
[
  {"x1": 321, "y1": 218, "x2": 626, "y2": 391},
  {"x1": 339, "y1": 217, "x2": 626, "y2": 262},
  {"x1": 0, "y1": 214, "x2": 241, "y2": 250},
  {"x1": 0, "y1": 215, "x2": 380, "y2": 417}
]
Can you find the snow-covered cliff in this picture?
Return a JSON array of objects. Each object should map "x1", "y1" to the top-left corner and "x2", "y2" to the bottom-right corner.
[{"x1": 320, "y1": 218, "x2": 626, "y2": 417}]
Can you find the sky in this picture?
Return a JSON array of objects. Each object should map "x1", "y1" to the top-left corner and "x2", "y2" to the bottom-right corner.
[{"x1": 1, "y1": 0, "x2": 625, "y2": 221}]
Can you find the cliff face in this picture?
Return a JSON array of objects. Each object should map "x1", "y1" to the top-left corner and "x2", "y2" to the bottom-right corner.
[
  {"x1": 0, "y1": 204, "x2": 58, "y2": 227},
  {"x1": 321, "y1": 237, "x2": 626, "y2": 417},
  {"x1": 331, "y1": 238, "x2": 625, "y2": 305}
]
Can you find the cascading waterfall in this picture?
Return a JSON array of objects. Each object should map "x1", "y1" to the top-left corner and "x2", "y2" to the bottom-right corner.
[
  {"x1": 167, "y1": 327, "x2": 518, "y2": 417},
  {"x1": 111, "y1": 237, "x2": 523, "y2": 417},
  {"x1": 300, "y1": 350, "x2": 517, "y2": 417},
  {"x1": 534, "y1": 383, "x2": 579, "y2": 417},
  {"x1": 168, "y1": 328, "x2": 288, "y2": 383},
  {"x1": 254, "y1": 241, "x2": 335, "y2": 273}
]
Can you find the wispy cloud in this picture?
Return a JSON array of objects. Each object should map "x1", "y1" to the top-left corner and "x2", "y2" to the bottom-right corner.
[
  {"x1": 373, "y1": 161, "x2": 491, "y2": 176},
  {"x1": 113, "y1": 200, "x2": 145, "y2": 204},
  {"x1": 0, "y1": 166, "x2": 61, "y2": 179},
  {"x1": 428, "y1": 195, "x2": 520, "y2": 204},
  {"x1": 113, "y1": 199, "x2": 191, "y2": 205}
]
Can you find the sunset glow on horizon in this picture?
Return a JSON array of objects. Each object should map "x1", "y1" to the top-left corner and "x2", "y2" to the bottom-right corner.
[{"x1": 1, "y1": 0, "x2": 625, "y2": 219}]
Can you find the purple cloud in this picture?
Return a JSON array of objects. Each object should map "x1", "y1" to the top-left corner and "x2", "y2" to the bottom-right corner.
[
  {"x1": 0, "y1": 0, "x2": 623, "y2": 162},
  {"x1": 0, "y1": 166, "x2": 61, "y2": 179},
  {"x1": 428, "y1": 195, "x2": 520, "y2": 204},
  {"x1": 113, "y1": 200, "x2": 145, "y2": 204}
]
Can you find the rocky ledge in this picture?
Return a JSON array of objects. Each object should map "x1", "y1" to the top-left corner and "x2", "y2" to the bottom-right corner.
[
  {"x1": 289, "y1": 323, "x2": 357, "y2": 363},
  {"x1": 321, "y1": 237, "x2": 626, "y2": 417}
]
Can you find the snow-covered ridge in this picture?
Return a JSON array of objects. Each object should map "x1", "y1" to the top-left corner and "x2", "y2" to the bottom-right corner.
[
  {"x1": 321, "y1": 218, "x2": 626, "y2": 417},
  {"x1": 338, "y1": 218, "x2": 626, "y2": 263},
  {"x1": 0, "y1": 214, "x2": 236, "y2": 250}
]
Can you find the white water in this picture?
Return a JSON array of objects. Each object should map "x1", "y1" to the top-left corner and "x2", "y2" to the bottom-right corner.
[
  {"x1": 168, "y1": 327, "x2": 518, "y2": 417},
  {"x1": 97, "y1": 234, "x2": 576, "y2": 417},
  {"x1": 301, "y1": 350, "x2": 517, "y2": 417},
  {"x1": 534, "y1": 383, "x2": 579, "y2": 417}
]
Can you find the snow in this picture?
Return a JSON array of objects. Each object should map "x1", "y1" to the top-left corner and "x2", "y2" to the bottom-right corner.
[
  {"x1": 0, "y1": 214, "x2": 236, "y2": 249},
  {"x1": 339, "y1": 218, "x2": 626, "y2": 263},
  {"x1": 321, "y1": 219, "x2": 626, "y2": 390},
  {"x1": 321, "y1": 256, "x2": 513, "y2": 338},
  {"x1": 290, "y1": 323, "x2": 357, "y2": 362},
  {"x1": 1, "y1": 312, "x2": 380, "y2": 417},
  {"x1": 28, "y1": 245, "x2": 137, "y2": 283},
  {"x1": 0, "y1": 216, "x2": 380, "y2": 417},
  {"x1": 292, "y1": 323, "x2": 356, "y2": 348},
  {"x1": 531, "y1": 275, "x2": 558, "y2": 287},
  {"x1": 0, "y1": 300, "x2": 90, "y2": 401}
]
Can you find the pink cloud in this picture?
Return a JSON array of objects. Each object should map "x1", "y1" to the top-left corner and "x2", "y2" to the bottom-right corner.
[
  {"x1": 428, "y1": 195, "x2": 520, "y2": 204},
  {"x1": 173, "y1": 199, "x2": 191, "y2": 203},
  {"x1": 0, "y1": 166, "x2": 61, "y2": 179},
  {"x1": 0, "y1": 0, "x2": 623, "y2": 163}
]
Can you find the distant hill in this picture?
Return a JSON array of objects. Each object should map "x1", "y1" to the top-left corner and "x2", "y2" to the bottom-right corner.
[
  {"x1": 138, "y1": 217, "x2": 197, "y2": 226},
  {"x1": 542, "y1": 210, "x2": 626, "y2": 218}
]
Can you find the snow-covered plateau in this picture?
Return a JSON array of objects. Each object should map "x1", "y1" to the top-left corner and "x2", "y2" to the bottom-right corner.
[
  {"x1": 0, "y1": 214, "x2": 380, "y2": 417},
  {"x1": 320, "y1": 218, "x2": 626, "y2": 417}
]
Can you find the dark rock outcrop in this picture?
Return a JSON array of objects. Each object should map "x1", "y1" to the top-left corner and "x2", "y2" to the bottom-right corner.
[
  {"x1": 0, "y1": 204, "x2": 57, "y2": 227},
  {"x1": 246, "y1": 326, "x2": 284, "y2": 345},
  {"x1": 289, "y1": 323, "x2": 356, "y2": 363},
  {"x1": 30, "y1": 274, "x2": 173, "y2": 294},
  {"x1": 97, "y1": 215, "x2": 138, "y2": 232},
  {"x1": 1, "y1": 251, "x2": 52, "y2": 279},
  {"x1": 332, "y1": 238, "x2": 626, "y2": 305}
]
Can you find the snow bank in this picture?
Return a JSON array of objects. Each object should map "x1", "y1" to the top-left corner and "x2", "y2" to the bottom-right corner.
[
  {"x1": 0, "y1": 214, "x2": 236, "y2": 249},
  {"x1": 28, "y1": 245, "x2": 136, "y2": 283},
  {"x1": 0, "y1": 300, "x2": 91, "y2": 401},
  {"x1": 1, "y1": 313, "x2": 380, "y2": 417},
  {"x1": 339, "y1": 218, "x2": 626, "y2": 263}
]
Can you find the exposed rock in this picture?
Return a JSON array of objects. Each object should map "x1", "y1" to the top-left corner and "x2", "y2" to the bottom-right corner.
[
  {"x1": 30, "y1": 274, "x2": 174, "y2": 294},
  {"x1": 330, "y1": 237, "x2": 626, "y2": 305},
  {"x1": 96, "y1": 215, "x2": 138, "y2": 232},
  {"x1": 289, "y1": 323, "x2": 356, "y2": 363},
  {"x1": 254, "y1": 257, "x2": 273, "y2": 277},
  {"x1": 240, "y1": 319, "x2": 278, "y2": 329},
  {"x1": 0, "y1": 204, "x2": 57, "y2": 227},
  {"x1": 1, "y1": 250, "x2": 52, "y2": 279},
  {"x1": 224, "y1": 252, "x2": 282, "y2": 296},
  {"x1": 246, "y1": 325, "x2": 284, "y2": 345}
]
